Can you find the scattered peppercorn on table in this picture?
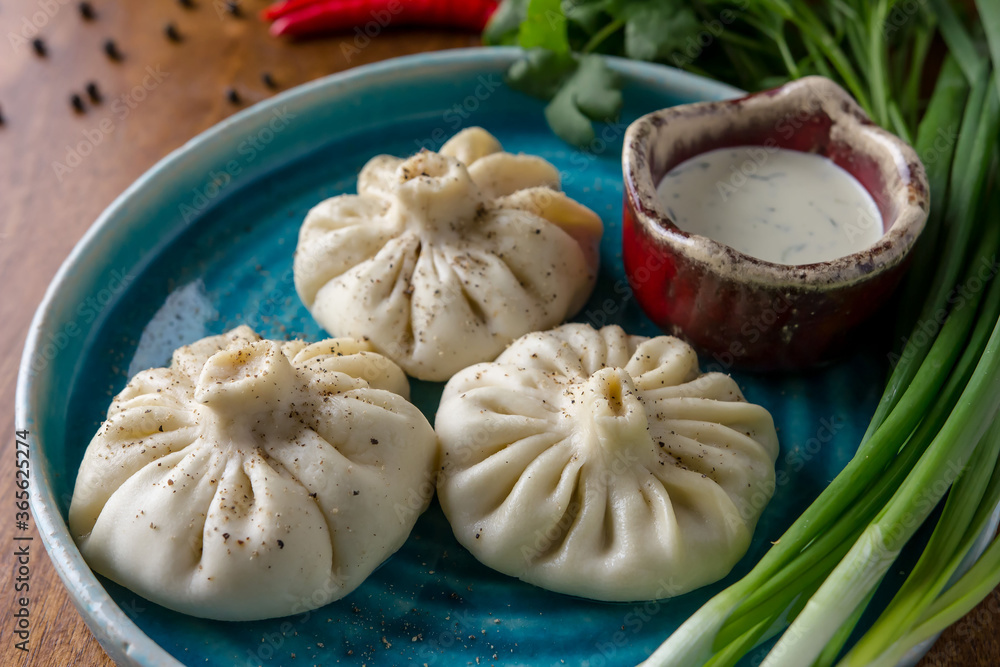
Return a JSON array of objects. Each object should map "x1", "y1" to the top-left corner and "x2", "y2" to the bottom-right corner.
[{"x1": 0, "y1": 1, "x2": 997, "y2": 665}]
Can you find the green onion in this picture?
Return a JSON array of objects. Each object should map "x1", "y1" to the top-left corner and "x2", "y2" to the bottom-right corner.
[
  {"x1": 837, "y1": 194, "x2": 1000, "y2": 665},
  {"x1": 978, "y1": 0, "x2": 1000, "y2": 97},
  {"x1": 643, "y1": 201, "x2": 999, "y2": 667},
  {"x1": 865, "y1": 0, "x2": 891, "y2": 126},
  {"x1": 644, "y1": 31, "x2": 1000, "y2": 667},
  {"x1": 868, "y1": 495, "x2": 1000, "y2": 667},
  {"x1": 842, "y1": 419, "x2": 1000, "y2": 666},
  {"x1": 863, "y1": 67, "x2": 994, "y2": 440},
  {"x1": 891, "y1": 56, "x2": 968, "y2": 334},
  {"x1": 927, "y1": 0, "x2": 986, "y2": 83},
  {"x1": 901, "y1": 22, "x2": 935, "y2": 129},
  {"x1": 485, "y1": 0, "x2": 1000, "y2": 661},
  {"x1": 760, "y1": 286, "x2": 1000, "y2": 666}
]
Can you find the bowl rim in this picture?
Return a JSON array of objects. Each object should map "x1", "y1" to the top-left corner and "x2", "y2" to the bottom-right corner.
[
  {"x1": 622, "y1": 75, "x2": 930, "y2": 290},
  {"x1": 14, "y1": 46, "x2": 744, "y2": 667}
]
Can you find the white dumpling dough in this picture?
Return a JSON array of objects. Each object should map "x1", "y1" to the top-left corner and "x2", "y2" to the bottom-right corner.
[
  {"x1": 69, "y1": 326, "x2": 438, "y2": 621},
  {"x1": 294, "y1": 127, "x2": 604, "y2": 381},
  {"x1": 435, "y1": 324, "x2": 779, "y2": 601}
]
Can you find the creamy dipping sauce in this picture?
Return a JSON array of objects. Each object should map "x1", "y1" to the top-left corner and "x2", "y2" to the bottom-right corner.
[{"x1": 656, "y1": 146, "x2": 883, "y2": 265}]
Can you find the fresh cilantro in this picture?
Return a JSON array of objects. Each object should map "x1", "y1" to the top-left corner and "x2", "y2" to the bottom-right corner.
[
  {"x1": 506, "y1": 49, "x2": 621, "y2": 146},
  {"x1": 519, "y1": 0, "x2": 571, "y2": 52},
  {"x1": 483, "y1": 0, "x2": 530, "y2": 45},
  {"x1": 494, "y1": 0, "x2": 947, "y2": 145},
  {"x1": 500, "y1": 0, "x2": 625, "y2": 145},
  {"x1": 563, "y1": 0, "x2": 612, "y2": 35},
  {"x1": 544, "y1": 54, "x2": 622, "y2": 145},
  {"x1": 495, "y1": 0, "x2": 709, "y2": 146},
  {"x1": 610, "y1": 0, "x2": 700, "y2": 61},
  {"x1": 507, "y1": 48, "x2": 578, "y2": 99}
]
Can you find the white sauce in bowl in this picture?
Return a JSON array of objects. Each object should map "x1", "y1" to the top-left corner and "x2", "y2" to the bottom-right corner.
[{"x1": 656, "y1": 146, "x2": 883, "y2": 265}]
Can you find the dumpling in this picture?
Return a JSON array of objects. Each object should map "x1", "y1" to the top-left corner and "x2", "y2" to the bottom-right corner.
[
  {"x1": 294, "y1": 127, "x2": 604, "y2": 382},
  {"x1": 68, "y1": 326, "x2": 438, "y2": 621},
  {"x1": 434, "y1": 324, "x2": 779, "y2": 601}
]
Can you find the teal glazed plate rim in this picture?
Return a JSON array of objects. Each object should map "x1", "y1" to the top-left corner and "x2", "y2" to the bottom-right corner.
[{"x1": 16, "y1": 47, "x2": 993, "y2": 667}]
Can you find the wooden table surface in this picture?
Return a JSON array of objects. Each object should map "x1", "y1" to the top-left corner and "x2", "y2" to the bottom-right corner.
[{"x1": 0, "y1": 2, "x2": 997, "y2": 666}]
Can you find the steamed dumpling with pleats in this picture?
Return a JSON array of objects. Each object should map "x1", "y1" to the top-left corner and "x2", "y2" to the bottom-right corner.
[
  {"x1": 435, "y1": 324, "x2": 779, "y2": 601},
  {"x1": 68, "y1": 326, "x2": 437, "y2": 621},
  {"x1": 294, "y1": 127, "x2": 604, "y2": 381}
]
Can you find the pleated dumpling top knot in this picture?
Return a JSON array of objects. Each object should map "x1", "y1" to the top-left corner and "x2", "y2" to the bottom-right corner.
[
  {"x1": 69, "y1": 326, "x2": 437, "y2": 620},
  {"x1": 294, "y1": 127, "x2": 604, "y2": 381},
  {"x1": 434, "y1": 323, "x2": 780, "y2": 601}
]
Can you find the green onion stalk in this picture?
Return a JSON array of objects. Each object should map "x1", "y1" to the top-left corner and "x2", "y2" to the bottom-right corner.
[
  {"x1": 642, "y1": 64, "x2": 1000, "y2": 667},
  {"x1": 482, "y1": 0, "x2": 1000, "y2": 662},
  {"x1": 641, "y1": 191, "x2": 1000, "y2": 667},
  {"x1": 760, "y1": 253, "x2": 1000, "y2": 667}
]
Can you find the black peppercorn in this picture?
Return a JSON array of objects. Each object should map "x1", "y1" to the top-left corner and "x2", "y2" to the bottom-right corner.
[
  {"x1": 32, "y1": 38, "x2": 47, "y2": 57},
  {"x1": 178, "y1": 0, "x2": 194, "y2": 7},
  {"x1": 86, "y1": 81, "x2": 101, "y2": 103},
  {"x1": 226, "y1": 88, "x2": 241, "y2": 105},
  {"x1": 103, "y1": 39, "x2": 122, "y2": 61},
  {"x1": 70, "y1": 94, "x2": 85, "y2": 113},
  {"x1": 261, "y1": 72, "x2": 277, "y2": 89},
  {"x1": 165, "y1": 23, "x2": 181, "y2": 42},
  {"x1": 225, "y1": 0, "x2": 241, "y2": 16},
  {"x1": 79, "y1": 2, "x2": 96, "y2": 20}
]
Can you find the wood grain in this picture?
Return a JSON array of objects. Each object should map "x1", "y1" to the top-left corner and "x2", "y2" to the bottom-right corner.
[
  {"x1": 0, "y1": 2, "x2": 476, "y2": 666},
  {"x1": 0, "y1": 2, "x2": 996, "y2": 666}
]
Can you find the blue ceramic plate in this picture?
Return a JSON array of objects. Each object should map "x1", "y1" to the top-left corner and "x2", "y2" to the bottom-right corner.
[{"x1": 16, "y1": 48, "x2": 965, "y2": 667}]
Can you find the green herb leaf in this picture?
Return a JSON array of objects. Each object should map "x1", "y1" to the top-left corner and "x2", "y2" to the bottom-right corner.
[
  {"x1": 544, "y1": 54, "x2": 623, "y2": 146},
  {"x1": 506, "y1": 48, "x2": 579, "y2": 99},
  {"x1": 483, "y1": 0, "x2": 530, "y2": 46},
  {"x1": 563, "y1": 0, "x2": 612, "y2": 34},
  {"x1": 519, "y1": 0, "x2": 571, "y2": 53},
  {"x1": 607, "y1": 0, "x2": 700, "y2": 62}
]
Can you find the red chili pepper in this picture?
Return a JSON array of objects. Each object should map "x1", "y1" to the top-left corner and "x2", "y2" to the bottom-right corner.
[
  {"x1": 263, "y1": 0, "x2": 498, "y2": 38},
  {"x1": 261, "y1": 0, "x2": 317, "y2": 22}
]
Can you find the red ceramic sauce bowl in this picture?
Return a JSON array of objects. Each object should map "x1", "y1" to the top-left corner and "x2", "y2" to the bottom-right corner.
[{"x1": 621, "y1": 76, "x2": 930, "y2": 371}]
